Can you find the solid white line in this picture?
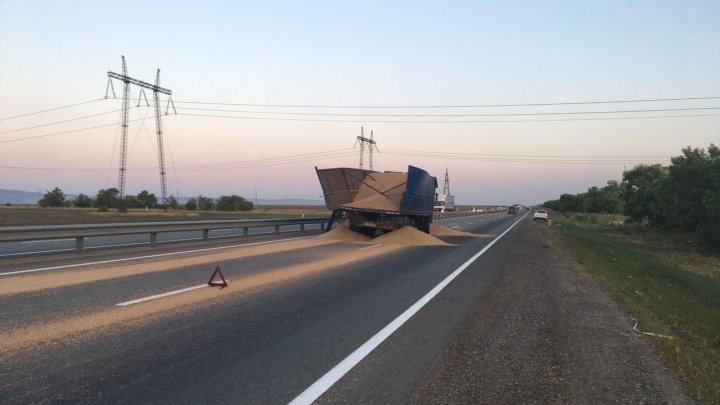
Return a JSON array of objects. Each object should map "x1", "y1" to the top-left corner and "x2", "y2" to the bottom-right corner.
[
  {"x1": 289, "y1": 213, "x2": 529, "y2": 405},
  {"x1": 358, "y1": 244, "x2": 382, "y2": 250},
  {"x1": 0, "y1": 236, "x2": 315, "y2": 277},
  {"x1": 116, "y1": 283, "x2": 210, "y2": 306}
]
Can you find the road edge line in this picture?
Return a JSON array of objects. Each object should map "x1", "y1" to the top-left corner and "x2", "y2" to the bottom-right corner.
[{"x1": 288, "y1": 213, "x2": 529, "y2": 405}]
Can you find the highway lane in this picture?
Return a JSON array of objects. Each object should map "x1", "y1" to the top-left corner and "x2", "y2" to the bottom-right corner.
[
  {"x1": 0, "y1": 224, "x2": 325, "y2": 257},
  {"x1": 0, "y1": 212, "x2": 523, "y2": 403}
]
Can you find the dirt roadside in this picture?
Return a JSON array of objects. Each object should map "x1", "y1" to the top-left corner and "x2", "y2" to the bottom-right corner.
[{"x1": 412, "y1": 219, "x2": 694, "y2": 404}]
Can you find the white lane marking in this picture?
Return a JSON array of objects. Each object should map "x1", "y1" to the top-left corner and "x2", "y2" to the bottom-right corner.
[
  {"x1": 358, "y1": 244, "x2": 382, "y2": 250},
  {"x1": 0, "y1": 236, "x2": 315, "y2": 277},
  {"x1": 289, "y1": 213, "x2": 529, "y2": 405},
  {"x1": 451, "y1": 226, "x2": 459, "y2": 229},
  {"x1": 117, "y1": 283, "x2": 211, "y2": 306}
]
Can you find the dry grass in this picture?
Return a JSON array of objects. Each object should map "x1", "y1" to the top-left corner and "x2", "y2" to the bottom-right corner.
[
  {"x1": 0, "y1": 205, "x2": 330, "y2": 226},
  {"x1": 542, "y1": 214, "x2": 720, "y2": 404}
]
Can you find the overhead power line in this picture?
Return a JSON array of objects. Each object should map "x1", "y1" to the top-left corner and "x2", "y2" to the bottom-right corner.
[
  {"x1": 175, "y1": 105, "x2": 720, "y2": 118},
  {"x1": 0, "y1": 145, "x2": 671, "y2": 172},
  {"x1": 0, "y1": 98, "x2": 107, "y2": 121},
  {"x1": 380, "y1": 151, "x2": 669, "y2": 165},
  {"x1": 0, "y1": 148, "x2": 358, "y2": 172},
  {"x1": 177, "y1": 112, "x2": 720, "y2": 124},
  {"x1": 0, "y1": 116, "x2": 163, "y2": 144},
  {"x1": 172, "y1": 95, "x2": 720, "y2": 109},
  {"x1": 382, "y1": 148, "x2": 671, "y2": 159},
  {"x1": 0, "y1": 109, "x2": 124, "y2": 135}
]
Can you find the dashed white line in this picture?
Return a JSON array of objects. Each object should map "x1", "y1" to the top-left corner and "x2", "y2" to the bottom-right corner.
[
  {"x1": 358, "y1": 244, "x2": 382, "y2": 250},
  {"x1": 289, "y1": 212, "x2": 529, "y2": 405},
  {"x1": 116, "y1": 284, "x2": 211, "y2": 306}
]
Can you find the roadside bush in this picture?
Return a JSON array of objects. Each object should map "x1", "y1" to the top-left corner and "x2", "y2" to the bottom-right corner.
[
  {"x1": 73, "y1": 193, "x2": 94, "y2": 208},
  {"x1": 216, "y1": 195, "x2": 253, "y2": 211},
  {"x1": 184, "y1": 198, "x2": 197, "y2": 211},
  {"x1": 547, "y1": 144, "x2": 719, "y2": 251}
]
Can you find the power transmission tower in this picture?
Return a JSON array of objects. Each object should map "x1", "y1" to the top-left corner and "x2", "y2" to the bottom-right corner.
[
  {"x1": 442, "y1": 168, "x2": 451, "y2": 195},
  {"x1": 354, "y1": 127, "x2": 379, "y2": 170},
  {"x1": 152, "y1": 69, "x2": 168, "y2": 206},
  {"x1": 106, "y1": 56, "x2": 174, "y2": 205}
]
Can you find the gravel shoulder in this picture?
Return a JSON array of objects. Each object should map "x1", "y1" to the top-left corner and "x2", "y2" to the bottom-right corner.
[{"x1": 412, "y1": 219, "x2": 694, "y2": 404}]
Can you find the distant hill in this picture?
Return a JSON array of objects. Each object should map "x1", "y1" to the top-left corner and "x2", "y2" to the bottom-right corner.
[{"x1": 0, "y1": 189, "x2": 41, "y2": 204}]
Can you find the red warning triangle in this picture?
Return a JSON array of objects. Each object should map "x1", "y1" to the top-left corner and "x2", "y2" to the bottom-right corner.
[{"x1": 208, "y1": 265, "x2": 228, "y2": 287}]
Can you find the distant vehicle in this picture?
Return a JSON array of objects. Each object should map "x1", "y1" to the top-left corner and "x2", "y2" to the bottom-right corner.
[
  {"x1": 433, "y1": 168, "x2": 455, "y2": 212},
  {"x1": 508, "y1": 206, "x2": 518, "y2": 215},
  {"x1": 433, "y1": 194, "x2": 455, "y2": 212},
  {"x1": 533, "y1": 209, "x2": 549, "y2": 222}
]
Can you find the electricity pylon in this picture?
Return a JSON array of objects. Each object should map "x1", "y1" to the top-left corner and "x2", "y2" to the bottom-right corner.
[
  {"x1": 106, "y1": 55, "x2": 174, "y2": 205},
  {"x1": 442, "y1": 168, "x2": 451, "y2": 196},
  {"x1": 354, "y1": 126, "x2": 379, "y2": 170}
]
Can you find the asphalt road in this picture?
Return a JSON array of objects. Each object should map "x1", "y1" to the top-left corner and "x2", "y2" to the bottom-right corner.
[
  {"x1": 0, "y1": 211, "x2": 691, "y2": 404},
  {"x1": 0, "y1": 212, "x2": 516, "y2": 403}
]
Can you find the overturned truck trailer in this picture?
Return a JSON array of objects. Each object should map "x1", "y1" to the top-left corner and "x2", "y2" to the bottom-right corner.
[{"x1": 316, "y1": 166, "x2": 438, "y2": 234}]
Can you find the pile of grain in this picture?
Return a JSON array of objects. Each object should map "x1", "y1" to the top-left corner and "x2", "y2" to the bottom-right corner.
[
  {"x1": 316, "y1": 222, "x2": 372, "y2": 242},
  {"x1": 372, "y1": 225, "x2": 450, "y2": 246}
]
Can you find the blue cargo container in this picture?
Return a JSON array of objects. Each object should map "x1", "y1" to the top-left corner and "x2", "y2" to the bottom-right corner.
[{"x1": 316, "y1": 165, "x2": 438, "y2": 234}]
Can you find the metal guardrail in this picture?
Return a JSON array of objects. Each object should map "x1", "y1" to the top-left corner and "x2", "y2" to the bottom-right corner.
[
  {"x1": 0, "y1": 217, "x2": 330, "y2": 254},
  {"x1": 0, "y1": 210, "x2": 504, "y2": 254}
]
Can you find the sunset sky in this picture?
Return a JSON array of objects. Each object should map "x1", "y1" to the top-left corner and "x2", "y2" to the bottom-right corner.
[{"x1": 1, "y1": 1, "x2": 718, "y2": 205}]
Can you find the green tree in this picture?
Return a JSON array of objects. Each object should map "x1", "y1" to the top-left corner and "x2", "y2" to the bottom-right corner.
[
  {"x1": 598, "y1": 180, "x2": 624, "y2": 214},
  {"x1": 95, "y1": 188, "x2": 120, "y2": 209},
  {"x1": 622, "y1": 164, "x2": 666, "y2": 222},
  {"x1": 73, "y1": 193, "x2": 94, "y2": 208},
  {"x1": 167, "y1": 195, "x2": 179, "y2": 210},
  {"x1": 216, "y1": 195, "x2": 253, "y2": 211},
  {"x1": 38, "y1": 187, "x2": 66, "y2": 207},
  {"x1": 122, "y1": 195, "x2": 139, "y2": 209},
  {"x1": 184, "y1": 198, "x2": 197, "y2": 211},
  {"x1": 558, "y1": 193, "x2": 583, "y2": 212},
  {"x1": 136, "y1": 190, "x2": 158, "y2": 208},
  {"x1": 196, "y1": 195, "x2": 215, "y2": 211},
  {"x1": 656, "y1": 146, "x2": 715, "y2": 230}
]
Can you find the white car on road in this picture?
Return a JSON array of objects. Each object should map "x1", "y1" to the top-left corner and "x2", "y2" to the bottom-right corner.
[{"x1": 533, "y1": 209, "x2": 549, "y2": 222}]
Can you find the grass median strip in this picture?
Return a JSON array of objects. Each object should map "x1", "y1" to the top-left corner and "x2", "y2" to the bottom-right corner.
[{"x1": 541, "y1": 213, "x2": 720, "y2": 404}]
